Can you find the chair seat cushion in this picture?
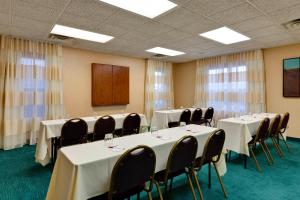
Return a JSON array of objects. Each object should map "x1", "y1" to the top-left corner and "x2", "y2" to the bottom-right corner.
[
  {"x1": 168, "y1": 122, "x2": 180, "y2": 128},
  {"x1": 154, "y1": 169, "x2": 186, "y2": 183}
]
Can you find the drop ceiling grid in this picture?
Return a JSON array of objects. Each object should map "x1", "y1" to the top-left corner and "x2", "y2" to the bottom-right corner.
[{"x1": 0, "y1": 0, "x2": 299, "y2": 62}]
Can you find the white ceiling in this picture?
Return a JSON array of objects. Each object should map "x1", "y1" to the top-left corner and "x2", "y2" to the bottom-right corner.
[{"x1": 1, "y1": 0, "x2": 300, "y2": 63}]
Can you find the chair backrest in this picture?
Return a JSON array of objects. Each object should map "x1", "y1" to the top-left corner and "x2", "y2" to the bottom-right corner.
[
  {"x1": 166, "y1": 136, "x2": 198, "y2": 177},
  {"x1": 93, "y1": 115, "x2": 116, "y2": 141},
  {"x1": 61, "y1": 118, "x2": 88, "y2": 147},
  {"x1": 268, "y1": 114, "x2": 281, "y2": 137},
  {"x1": 191, "y1": 108, "x2": 202, "y2": 122},
  {"x1": 179, "y1": 109, "x2": 191, "y2": 124},
  {"x1": 122, "y1": 113, "x2": 141, "y2": 136},
  {"x1": 108, "y1": 145, "x2": 156, "y2": 199},
  {"x1": 279, "y1": 112, "x2": 290, "y2": 132},
  {"x1": 204, "y1": 107, "x2": 214, "y2": 120},
  {"x1": 254, "y1": 118, "x2": 270, "y2": 142},
  {"x1": 198, "y1": 129, "x2": 225, "y2": 166}
]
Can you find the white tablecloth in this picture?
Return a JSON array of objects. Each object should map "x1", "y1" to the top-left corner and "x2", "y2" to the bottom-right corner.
[
  {"x1": 35, "y1": 114, "x2": 148, "y2": 166},
  {"x1": 46, "y1": 124, "x2": 226, "y2": 200},
  {"x1": 151, "y1": 108, "x2": 207, "y2": 130},
  {"x1": 217, "y1": 113, "x2": 279, "y2": 156}
]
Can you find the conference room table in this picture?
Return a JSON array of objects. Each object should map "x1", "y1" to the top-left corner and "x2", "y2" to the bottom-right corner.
[
  {"x1": 151, "y1": 107, "x2": 207, "y2": 130},
  {"x1": 217, "y1": 113, "x2": 285, "y2": 156},
  {"x1": 46, "y1": 124, "x2": 227, "y2": 200},
  {"x1": 35, "y1": 113, "x2": 148, "y2": 166}
]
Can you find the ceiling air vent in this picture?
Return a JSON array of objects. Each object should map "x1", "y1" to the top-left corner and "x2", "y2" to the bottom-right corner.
[
  {"x1": 152, "y1": 54, "x2": 167, "y2": 58},
  {"x1": 282, "y1": 18, "x2": 300, "y2": 31},
  {"x1": 48, "y1": 33, "x2": 71, "y2": 40}
]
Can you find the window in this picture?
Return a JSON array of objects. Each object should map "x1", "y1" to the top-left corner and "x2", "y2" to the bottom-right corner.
[
  {"x1": 153, "y1": 70, "x2": 169, "y2": 110},
  {"x1": 20, "y1": 57, "x2": 46, "y2": 119},
  {"x1": 207, "y1": 65, "x2": 247, "y2": 114}
]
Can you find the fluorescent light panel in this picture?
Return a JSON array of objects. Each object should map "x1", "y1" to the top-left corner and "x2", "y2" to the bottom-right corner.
[
  {"x1": 199, "y1": 27, "x2": 250, "y2": 44},
  {"x1": 51, "y1": 24, "x2": 114, "y2": 43},
  {"x1": 146, "y1": 47, "x2": 185, "y2": 56},
  {"x1": 98, "y1": 0, "x2": 177, "y2": 18}
]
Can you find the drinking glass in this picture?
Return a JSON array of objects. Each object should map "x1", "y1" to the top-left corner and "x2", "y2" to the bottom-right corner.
[{"x1": 104, "y1": 133, "x2": 114, "y2": 147}]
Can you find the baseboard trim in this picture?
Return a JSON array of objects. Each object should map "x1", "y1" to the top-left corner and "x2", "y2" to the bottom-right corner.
[{"x1": 287, "y1": 136, "x2": 300, "y2": 142}]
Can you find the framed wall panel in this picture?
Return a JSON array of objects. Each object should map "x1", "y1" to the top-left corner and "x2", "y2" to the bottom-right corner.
[
  {"x1": 113, "y1": 66, "x2": 129, "y2": 105},
  {"x1": 91, "y1": 63, "x2": 129, "y2": 106},
  {"x1": 283, "y1": 57, "x2": 300, "y2": 97}
]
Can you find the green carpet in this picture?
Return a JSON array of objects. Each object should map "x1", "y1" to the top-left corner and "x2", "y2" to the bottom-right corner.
[{"x1": 0, "y1": 140, "x2": 300, "y2": 200}]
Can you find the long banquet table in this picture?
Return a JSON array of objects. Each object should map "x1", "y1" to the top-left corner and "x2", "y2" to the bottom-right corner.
[
  {"x1": 218, "y1": 113, "x2": 285, "y2": 156},
  {"x1": 46, "y1": 124, "x2": 226, "y2": 200},
  {"x1": 151, "y1": 108, "x2": 207, "y2": 130},
  {"x1": 35, "y1": 113, "x2": 148, "y2": 166}
]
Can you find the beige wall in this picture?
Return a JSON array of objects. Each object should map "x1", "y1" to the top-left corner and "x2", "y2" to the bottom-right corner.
[
  {"x1": 173, "y1": 44, "x2": 300, "y2": 138},
  {"x1": 264, "y1": 44, "x2": 300, "y2": 138},
  {"x1": 173, "y1": 61, "x2": 197, "y2": 108},
  {"x1": 62, "y1": 47, "x2": 146, "y2": 117}
]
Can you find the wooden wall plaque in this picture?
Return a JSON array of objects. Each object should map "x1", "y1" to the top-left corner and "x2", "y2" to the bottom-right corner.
[{"x1": 92, "y1": 63, "x2": 129, "y2": 106}]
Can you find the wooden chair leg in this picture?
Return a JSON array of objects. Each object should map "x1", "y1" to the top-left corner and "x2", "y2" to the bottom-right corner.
[
  {"x1": 279, "y1": 133, "x2": 291, "y2": 152},
  {"x1": 250, "y1": 148, "x2": 262, "y2": 172},
  {"x1": 213, "y1": 162, "x2": 228, "y2": 198},
  {"x1": 260, "y1": 142, "x2": 272, "y2": 165},
  {"x1": 186, "y1": 172, "x2": 197, "y2": 200},
  {"x1": 147, "y1": 192, "x2": 152, "y2": 200},
  {"x1": 274, "y1": 137, "x2": 285, "y2": 156},
  {"x1": 153, "y1": 180, "x2": 163, "y2": 200},
  {"x1": 262, "y1": 141, "x2": 274, "y2": 163},
  {"x1": 271, "y1": 137, "x2": 284, "y2": 157},
  {"x1": 192, "y1": 170, "x2": 204, "y2": 200}
]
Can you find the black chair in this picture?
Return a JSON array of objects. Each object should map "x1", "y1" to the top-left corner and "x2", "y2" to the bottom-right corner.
[
  {"x1": 90, "y1": 145, "x2": 161, "y2": 200},
  {"x1": 200, "y1": 107, "x2": 214, "y2": 127},
  {"x1": 190, "y1": 108, "x2": 203, "y2": 125},
  {"x1": 194, "y1": 129, "x2": 227, "y2": 198},
  {"x1": 246, "y1": 118, "x2": 271, "y2": 172},
  {"x1": 93, "y1": 115, "x2": 116, "y2": 141},
  {"x1": 154, "y1": 135, "x2": 200, "y2": 200},
  {"x1": 168, "y1": 109, "x2": 191, "y2": 128},
  {"x1": 121, "y1": 113, "x2": 141, "y2": 136},
  {"x1": 54, "y1": 118, "x2": 88, "y2": 159},
  {"x1": 278, "y1": 112, "x2": 290, "y2": 152},
  {"x1": 268, "y1": 115, "x2": 284, "y2": 158}
]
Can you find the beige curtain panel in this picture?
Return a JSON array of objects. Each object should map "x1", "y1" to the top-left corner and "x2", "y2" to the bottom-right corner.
[
  {"x1": 144, "y1": 59, "x2": 174, "y2": 121},
  {"x1": 194, "y1": 49, "x2": 266, "y2": 121},
  {"x1": 0, "y1": 35, "x2": 64, "y2": 150}
]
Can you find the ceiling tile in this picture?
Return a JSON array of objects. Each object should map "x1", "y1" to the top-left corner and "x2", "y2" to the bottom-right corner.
[
  {"x1": 155, "y1": 7, "x2": 207, "y2": 29},
  {"x1": 103, "y1": 10, "x2": 150, "y2": 31},
  {"x1": 230, "y1": 15, "x2": 275, "y2": 33},
  {"x1": 268, "y1": 3, "x2": 300, "y2": 24},
  {"x1": 64, "y1": 0, "x2": 117, "y2": 22},
  {"x1": 134, "y1": 21, "x2": 174, "y2": 36},
  {"x1": 249, "y1": 0, "x2": 300, "y2": 13},
  {"x1": 178, "y1": 16, "x2": 220, "y2": 34},
  {"x1": 150, "y1": 29, "x2": 192, "y2": 45},
  {"x1": 58, "y1": 13, "x2": 102, "y2": 33},
  {"x1": 18, "y1": 0, "x2": 70, "y2": 10},
  {"x1": 13, "y1": 0, "x2": 61, "y2": 23},
  {"x1": 183, "y1": 0, "x2": 245, "y2": 16},
  {"x1": 0, "y1": 24, "x2": 10, "y2": 35},
  {"x1": 95, "y1": 23, "x2": 129, "y2": 37},
  {"x1": 209, "y1": 2, "x2": 262, "y2": 25},
  {"x1": 12, "y1": 16, "x2": 51, "y2": 34},
  {"x1": 0, "y1": 0, "x2": 11, "y2": 14},
  {"x1": 255, "y1": 32, "x2": 295, "y2": 44},
  {"x1": 10, "y1": 25, "x2": 46, "y2": 39},
  {"x1": 0, "y1": 12, "x2": 10, "y2": 26},
  {"x1": 245, "y1": 25, "x2": 287, "y2": 38}
]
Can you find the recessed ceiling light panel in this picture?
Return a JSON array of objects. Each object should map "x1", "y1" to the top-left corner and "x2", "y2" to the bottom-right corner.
[
  {"x1": 199, "y1": 27, "x2": 250, "y2": 44},
  {"x1": 98, "y1": 0, "x2": 177, "y2": 18},
  {"x1": 146, "y1": 47, "x2": 185, "y2": 56},
  {"x1": 50, "y1": 24, "x2": 114, "y2": 43}
]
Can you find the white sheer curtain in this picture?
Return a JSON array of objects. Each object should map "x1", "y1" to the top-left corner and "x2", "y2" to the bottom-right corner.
[
  {"x1": 144, "y1": 59, "x2": 174, "y2": 120},
  {"x1": 194, "y1": 50, "x2": 266, "y2": 121},
  {"x1": 0, "y1": 35, "x2": 65, "y2": 150}
]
